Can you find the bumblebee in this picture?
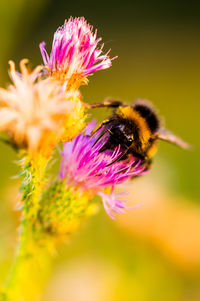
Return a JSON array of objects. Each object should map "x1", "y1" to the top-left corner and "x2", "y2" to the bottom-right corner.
[{"x1": 88, "y1": 99, "x2": 190, "y2": 170}]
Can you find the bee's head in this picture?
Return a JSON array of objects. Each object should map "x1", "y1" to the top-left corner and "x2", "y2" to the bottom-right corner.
[{"x1": 133, "y1": 100, "x2": 160, "y2": 133}]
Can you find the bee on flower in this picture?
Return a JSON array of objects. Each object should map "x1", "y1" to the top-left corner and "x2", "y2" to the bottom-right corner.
[
  {"x1": 40, "y1": 17, "x2": 115, "y2": 90},
  {"x1": 60, "y1": 121, "x2": 145, "y2": 219}
]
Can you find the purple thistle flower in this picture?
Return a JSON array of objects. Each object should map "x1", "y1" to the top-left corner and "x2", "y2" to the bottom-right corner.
[
  {"x1": 60, "y1": 121, "x2": 145, "y2": 219},
  {"x1": 40, "y1": 17, "x2": 115, "y2": 89}
]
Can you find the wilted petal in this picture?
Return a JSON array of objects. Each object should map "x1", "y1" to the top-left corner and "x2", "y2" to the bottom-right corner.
[
  {"x1": 0, "y1": 108, "x2": 18, "y2": 130},
  {"x1": 0, "y1": 60, "x2": 85, "y2": 155}
]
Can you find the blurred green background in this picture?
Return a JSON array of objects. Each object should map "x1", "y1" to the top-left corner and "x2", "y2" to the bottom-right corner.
[{"x1": 0, "y1": 1, "x2": 200, "y2": 300}]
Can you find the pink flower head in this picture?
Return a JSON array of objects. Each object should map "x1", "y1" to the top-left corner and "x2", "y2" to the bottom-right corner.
[
  {"x1": 40, "y1": 17, "x2": 115, "y2": 89},
  {"x1": 60, "y1": 121, "x2": 145, "y2": 218}
]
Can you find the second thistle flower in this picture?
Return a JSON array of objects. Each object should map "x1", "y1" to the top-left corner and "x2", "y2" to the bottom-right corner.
[{"x1": 40, "y1": 17, "x2": 115, "y2": 90}]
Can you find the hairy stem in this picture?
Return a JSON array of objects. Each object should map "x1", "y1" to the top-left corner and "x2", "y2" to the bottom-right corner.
[
  {"x1": 19, "y1": 153, "x2": 48, "y2": 219},
  {"x1": 4, "y1": 222, "x2": 53, "y2": 301},
  {"x1": 2, "y1": 153, "x2": 51, "y2": 301},
  {"x1": 1, "y1": 156, "x2": 95, "y2": 301}
]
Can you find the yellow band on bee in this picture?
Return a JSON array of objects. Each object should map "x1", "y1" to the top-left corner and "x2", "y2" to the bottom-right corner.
[{"x1": 116, "y1": 106, "x2": 151, "y2": 146}]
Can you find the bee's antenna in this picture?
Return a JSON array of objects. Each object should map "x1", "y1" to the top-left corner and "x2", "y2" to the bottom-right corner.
[{"x1": 85, "y1": 99, "x2": 123, "y2": 109}]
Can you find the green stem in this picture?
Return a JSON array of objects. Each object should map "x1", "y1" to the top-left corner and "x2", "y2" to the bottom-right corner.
[
  {"x1": 20, "y1": 153, "x2": 48, "y2": 219},
  {"x1": 2, "y1": 153, "x2": 51, "y2": 301},
  {"x1": 1, "y1": 156, "x2": 96, "y2": 301},
  {"x1": 4, "y1": 221, "x2": 53, "y2": 301}
]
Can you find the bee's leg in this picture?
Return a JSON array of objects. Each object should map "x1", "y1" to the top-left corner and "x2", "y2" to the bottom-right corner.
[
  {"x1": 92, "y1": 130, "x2": 108, "y2": 147},
  {"x1": 91, "y1": 119, "x2": 111, "y2": 136},
  {"x1": 85, "y1": 99, "x2": 123, "y2": 109},
  {"x1": 143, "y1": 159, "x2": 153, "y2": 171},
  {"x1": 106, "y1": 146, "x2": 146, "y2": 167},
  {"x1": 105, "y1": 127, "x2": 130, "y2": 166},
  {"x1": 106, "y1": 148, "x2": 129, "y2": 167},
  {"x1": 93, "y1": 126, "x2": 123, "y2": 154},
  {"x1": 92, "y1": 125, "x2": 114, "y2": 147},
  {"x1": 129, "y1": 159, "x2": 153, "y2": 180}
]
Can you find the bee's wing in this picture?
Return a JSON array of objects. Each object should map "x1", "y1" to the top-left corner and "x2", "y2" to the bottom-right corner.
[{"x1": 155, "y1": 128, "x2": 192, "y2": 150}]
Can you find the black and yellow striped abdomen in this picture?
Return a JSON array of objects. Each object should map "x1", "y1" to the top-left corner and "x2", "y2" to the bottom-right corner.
[{"x1": 95, "y1": 100, "x2": 160, "y2": 170}]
